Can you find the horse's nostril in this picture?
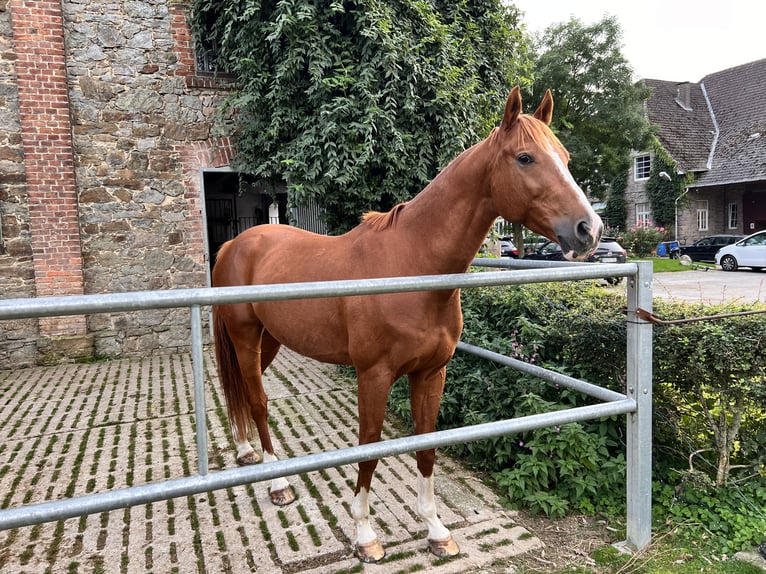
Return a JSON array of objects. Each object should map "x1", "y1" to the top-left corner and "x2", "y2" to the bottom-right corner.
[{"x1": 576, "y1": 220, "x2": 592, "y2": 242}]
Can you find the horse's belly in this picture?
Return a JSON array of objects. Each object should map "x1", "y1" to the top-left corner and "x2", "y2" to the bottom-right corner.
[{"x1": 255, "y1": 299, "x2": 354, "y2": 365}]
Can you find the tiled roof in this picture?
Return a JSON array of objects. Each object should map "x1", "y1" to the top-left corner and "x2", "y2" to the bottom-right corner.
[
  {"x1": 642, "y1": 58, "x2": 766, "y2": 188},
  {"x1": 643, "y1": 79, "x2": 714, "y2": 173}
]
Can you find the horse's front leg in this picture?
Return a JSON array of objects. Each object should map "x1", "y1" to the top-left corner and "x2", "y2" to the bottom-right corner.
[
  {"x1": 350, "y1": 367, "x2": 393, "y2": 563},
  {"x1": 409, "y1": 366, "x2": 460, "y2": 558}
]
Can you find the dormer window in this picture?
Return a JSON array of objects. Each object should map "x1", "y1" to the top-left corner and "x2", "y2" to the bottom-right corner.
[{"x1": 634, "y1": 154, "x2": 650, "y2": 181}]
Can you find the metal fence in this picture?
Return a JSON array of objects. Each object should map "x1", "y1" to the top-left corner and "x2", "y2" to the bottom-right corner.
[{"x1": 0, "y1": 260, "x2": 653, "y2": 551}]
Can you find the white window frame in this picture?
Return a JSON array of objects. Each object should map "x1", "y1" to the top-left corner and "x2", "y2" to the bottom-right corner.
[
  {"x1": 696, "y1": 200, "x2": 709, "y2": 231},
  {"x1": 636, "y1": 203, "x2": 650, "y2": 227},
  {"x1": 727, "y1": 202, "x2": 738, "y2": 230},
  {"x1": 634, "y1": 154, "x2": 651, "y2": 181}
]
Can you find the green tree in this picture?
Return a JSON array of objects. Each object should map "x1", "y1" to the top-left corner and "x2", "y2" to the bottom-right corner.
[
  {"x1": 189, "y1": 0, "x2": 534, "y2": 233},
  {"x1": 530, "y1": 16, "x2": 653, "y2": 202}
]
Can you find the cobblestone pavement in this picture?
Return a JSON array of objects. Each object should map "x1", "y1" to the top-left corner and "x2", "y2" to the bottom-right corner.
[{"x1": 0, "y1": 349, "x2": 542, "y2": 573}]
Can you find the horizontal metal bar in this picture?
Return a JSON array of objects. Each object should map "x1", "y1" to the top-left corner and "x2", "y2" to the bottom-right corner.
[
  {"x1": 0, "y1": 264, "x2": 637, "y2": 321},
  {"x1": 0, "y1": 398, "x2": 634, "y2": 531},
  {"x1": 457, "y1": 341, "x2": 627, "y2": 403},
  {"x1": 472, "y1": 258, "x2": 638, "y2": 273}
]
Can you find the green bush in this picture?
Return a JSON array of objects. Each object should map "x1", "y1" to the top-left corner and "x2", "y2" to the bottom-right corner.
[
  {"x1": 387, "y1": 281, "x2": 766, "y2": 552},
  {"x1": 616, "y1": 224, "x2": 667, "y2": 257}
]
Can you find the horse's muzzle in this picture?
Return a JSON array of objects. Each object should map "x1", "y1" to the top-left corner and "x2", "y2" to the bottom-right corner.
[{"x1": 557, "y1": 218, "x2": 602, "y2": 261}]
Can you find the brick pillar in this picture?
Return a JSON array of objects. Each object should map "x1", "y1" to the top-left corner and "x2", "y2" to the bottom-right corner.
[{"x1": 11, "y1": 0, "x2": 91, "y2": 358}]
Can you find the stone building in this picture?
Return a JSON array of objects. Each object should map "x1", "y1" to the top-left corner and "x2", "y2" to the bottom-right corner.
[
  {"x1": 625, "y1": 59, "x2": 766, "y2": 244},
  {"x1": 0, "y1": 0, "x2": 292, "y2": 367}
]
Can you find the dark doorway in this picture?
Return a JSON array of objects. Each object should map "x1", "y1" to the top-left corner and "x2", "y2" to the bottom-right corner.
[{"x1": 202, "y1": 171, "x2": 288, "y2": 271}]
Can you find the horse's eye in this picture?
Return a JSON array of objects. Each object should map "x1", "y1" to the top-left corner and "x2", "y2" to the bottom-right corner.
[{"x1": 517, "y1": 153, "x2": 533, "y2": 165}]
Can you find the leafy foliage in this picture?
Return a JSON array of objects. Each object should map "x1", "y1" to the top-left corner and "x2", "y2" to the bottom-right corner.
[
  {"x1": 188, "y1": 0, "x2": 534, "y2": 232},
  {"x1": 530, "y1": 16, "x2": 654, "y2": 201},
  {"x1": 387, "y1": 281, "x2": 766, "y2": 552},
  {"x1": 655, "y1": 476, "x2": 766, "y2": 555},
  {"x1": 603, "y1": 172, "x2": 627, "y2": 230},
  {"x1": 644, "y1": 141, "x2": 696, "y2": 228},
  {"x1": 617, "y1": 224, "x2": 667, "y2": 257},
  {"x1": 388, "y1": 282, "x2": 630, "y2": 517},
  {"x1": 653, "y1": 301, "x2": 766, "y2": 487}
]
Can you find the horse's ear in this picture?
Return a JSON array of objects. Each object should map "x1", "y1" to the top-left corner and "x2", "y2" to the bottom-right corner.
[
  {"x1": 501, "y1": 86, "x2": 522, "y2": 131},
  {"x1": 533, "y1": 90, "x2": 554, "y2": 125}
]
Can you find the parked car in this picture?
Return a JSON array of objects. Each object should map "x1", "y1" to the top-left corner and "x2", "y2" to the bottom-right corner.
[
  {"x1": 715, "y1": 230, "x2": 766, "y2": 271},
  {"x1": 479, "y1": 237, "x2": 519, "y2": 258},
  {"x1": 524, "y1": 240, "x2": 576, "y2": 262},
  {"x1": 670, "y1": 234, "x2": 744, "y2": 263},
  {"x1": 525, "y1": 237, "x2": 627, "y2": 284},
  {"x1": 592, "y1": 237, "x2": 627, "y2": 265},
  {"x1": 499, "y1": 238, "x2": 519, "y2": 258}
]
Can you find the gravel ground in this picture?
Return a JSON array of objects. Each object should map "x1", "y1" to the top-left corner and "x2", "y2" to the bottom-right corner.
[{"x1": 0, "y1": 348, "x2": 543, "y2": 573}]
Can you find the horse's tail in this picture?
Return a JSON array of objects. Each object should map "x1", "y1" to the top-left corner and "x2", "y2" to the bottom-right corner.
[{"x1": 213, "y1": 306, "x2": 255, "y2": 443}]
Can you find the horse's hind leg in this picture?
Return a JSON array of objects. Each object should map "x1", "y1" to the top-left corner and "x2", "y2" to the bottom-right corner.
[
  {"x1": 224, "y1": 324, "x2": 295, "y2": 505},
  {"x1": 409, "y1": 366, "x2": 460, "y2": 558}
]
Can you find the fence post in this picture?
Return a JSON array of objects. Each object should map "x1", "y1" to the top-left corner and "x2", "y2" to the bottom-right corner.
[
  {"x1": 191, "y1": 304, "x2": 209, "y2": 476},
  {"x1": 625, "y1": 260, "x2": 653, "y2": 549}
]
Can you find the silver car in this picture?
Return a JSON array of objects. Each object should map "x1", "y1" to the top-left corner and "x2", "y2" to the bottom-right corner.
[{"x1": 715, "y1": 230, "x2": 766, "y2": 271}]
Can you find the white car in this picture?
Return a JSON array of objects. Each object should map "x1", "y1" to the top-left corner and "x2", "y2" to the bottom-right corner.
[{"x1": 715, "y1": 230, "x2": 766, "y2": 271}]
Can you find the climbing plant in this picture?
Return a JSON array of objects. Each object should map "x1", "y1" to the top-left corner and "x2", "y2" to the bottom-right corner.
[
  {"x1": 188, "y1": 0, "x2": 534, "y2": 232},
  {"x1": 645, "y1": 141, "x2": 695, "y2": 229},
  {"x1": 603, "y1": 172, "x2": 627, "y2": 230}
]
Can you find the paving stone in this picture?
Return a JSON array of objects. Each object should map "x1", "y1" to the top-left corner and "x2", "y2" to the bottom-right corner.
[{"x1": 0, "y1": 349, "x2": 542, "y2": 573}]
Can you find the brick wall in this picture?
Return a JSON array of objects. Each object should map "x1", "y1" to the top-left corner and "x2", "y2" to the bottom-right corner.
[
  {"x1": 0, "y1": 0, "x2": 234, "y2": 366},
  {"x1": 12, "y1": 0, "x2": 87, "y2": 312}
]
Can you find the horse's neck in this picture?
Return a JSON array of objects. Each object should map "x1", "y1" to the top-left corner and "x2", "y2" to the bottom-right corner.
[{"x1": 396, "y1": 142, "x2": 498, "y2": 273}]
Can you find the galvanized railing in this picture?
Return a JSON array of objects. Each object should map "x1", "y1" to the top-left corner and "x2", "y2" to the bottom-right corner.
[{"x1": 0, "y1": 260, "x2": 653, "y2": 550}]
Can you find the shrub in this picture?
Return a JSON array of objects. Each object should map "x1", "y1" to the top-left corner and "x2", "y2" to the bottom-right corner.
[
  {"x1": 387, "y1": 281, "x2": 766, "y2": 553},
  {"x1": 616, "y1": 224, "x2": 667, "y2": 256}
]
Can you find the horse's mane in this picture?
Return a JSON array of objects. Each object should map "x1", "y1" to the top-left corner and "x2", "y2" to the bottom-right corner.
[{"x1": 361, "y1": 202, "x2": 408, "y2": 231}]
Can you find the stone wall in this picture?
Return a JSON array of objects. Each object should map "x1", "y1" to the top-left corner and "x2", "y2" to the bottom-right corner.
[
  {"x1": 0, "y1": 0, "x2": 38, "y2": 366},
  {"x1": 0, "y1": 0, "x2": 234, "y2": 367}
]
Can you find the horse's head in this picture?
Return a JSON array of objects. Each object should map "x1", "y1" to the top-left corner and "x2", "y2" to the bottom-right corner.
[{"x1": 488, "y1": 87, "x2": 602, "y2": 260}]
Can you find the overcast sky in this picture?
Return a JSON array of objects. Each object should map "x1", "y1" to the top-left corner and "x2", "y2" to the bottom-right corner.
[{"x1": 512, "y1": 0, "x2": 766, "y2": 82}]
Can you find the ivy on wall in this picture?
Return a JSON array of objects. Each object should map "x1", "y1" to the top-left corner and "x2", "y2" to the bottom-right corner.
[
  {"x1": 645, "y1": 141, "x2": 694, "y2": 228},
  {"x1": 603, "y1": 173, "x2": 627, "y2": 230}
]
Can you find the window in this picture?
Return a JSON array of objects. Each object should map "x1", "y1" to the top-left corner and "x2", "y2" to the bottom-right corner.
[
  {"x1": 696, "y1": 200, "x2": 708, "y2": 231},
  {"x1": 636, "y1": 203, "x2": 650, "y2": 227},
  {"x1": 634, "y1": 154, "x2": 651, "y2": 180},
  {"x1": 195, "y1": 39, "x2": 223, "y2": 74},
  {"x1": 728, "y1": 202, "x2": 738, "y2": 229}
]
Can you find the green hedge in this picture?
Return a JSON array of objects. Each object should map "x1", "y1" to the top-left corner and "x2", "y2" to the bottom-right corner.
[{"x1": 387, "y1": 280, "x2": 766, "y2": 551}]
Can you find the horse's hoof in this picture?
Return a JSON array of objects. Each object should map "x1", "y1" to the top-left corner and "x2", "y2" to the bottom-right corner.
[
  {"x1": 269, "y1": 486, "x2": 296, "y2": 506},
  {"x1": 354, "y1": 539, "x2": 386, "y2": 563},
  {"x1": 236, "y1": 450, "x2": 262, "y2": 465},
  {"x1": 428, "y1": 535, "x2": 460, "y2": 558}
]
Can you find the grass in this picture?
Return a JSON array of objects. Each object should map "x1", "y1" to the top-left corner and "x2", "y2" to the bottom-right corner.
[
  {"x1": 632, "y1": 256, "x2": 716, "y2": 273},
  {"x1": 515, "y1": 539, "x2": 764, "y2": 574}
]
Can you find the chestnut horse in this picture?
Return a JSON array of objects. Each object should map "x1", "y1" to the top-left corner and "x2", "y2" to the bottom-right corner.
[{"x1": 212, "y1": 87, "x2": 602, "y2": 562}]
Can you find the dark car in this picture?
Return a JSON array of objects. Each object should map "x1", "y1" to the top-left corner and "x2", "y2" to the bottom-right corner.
[
  {"x1": 670, "y1": 234, "x2": 744, "y2": 263},
  {"x1": 592, "y1": 237, "x2": 627, "y2": 264},
  {"x1": 524, "y1": 240, "x2": 576, "y2": 261},
  {"x1": 526, "y1": 237, "x2": 627, "y2": 284}
]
